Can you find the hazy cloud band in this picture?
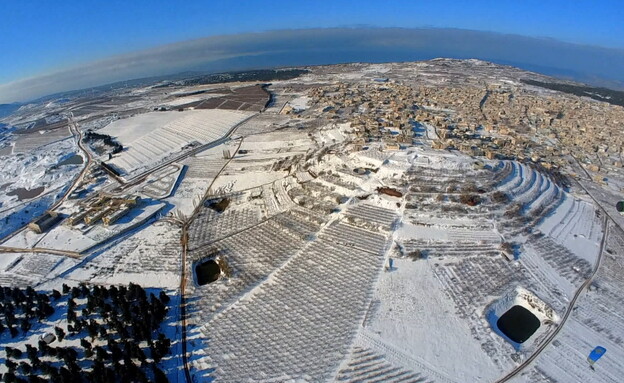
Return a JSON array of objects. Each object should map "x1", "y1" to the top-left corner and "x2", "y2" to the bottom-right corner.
[{"x1": 1, "y1": 28, "x2": 623, "y2": 103}]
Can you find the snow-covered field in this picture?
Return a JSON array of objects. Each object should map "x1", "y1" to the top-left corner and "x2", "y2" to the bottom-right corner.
[
  {"x1": 513, "y1": 223, "x2": 624, "y2": 382},
  {"x1": 3, "y1": 200, "x2": 166, "y2": 253},
  {"x1": 100, "y1": 109, "x2": 254, "y2": 175},
  {"x1": 1, "y1": 62, "x2": 623, "y2": 383},
  {"x1": 0, "y1": 138, "x2": 80, "y2": 213},
  {"x1": 62, "y1": 222, "x2": 181, "y2": 288},
  {"x1": 361, "y1": 257, "x2": 501, "y2": 382},
  {"x1": 175, "y1": 135, "x2": 610, "y2": 382}
]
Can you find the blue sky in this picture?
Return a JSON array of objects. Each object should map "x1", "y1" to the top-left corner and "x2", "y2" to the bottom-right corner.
[
  {"x1": 1, "y1": 0, "x2": 622, "y2": 84},
  {"x1": 0, "y1": 1, "x2": 623, "y2": 102}
]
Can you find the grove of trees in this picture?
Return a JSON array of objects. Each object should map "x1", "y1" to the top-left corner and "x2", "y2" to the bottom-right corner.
[{"x1": 1, "y1": 283, "x2": 172, "y2": 383}]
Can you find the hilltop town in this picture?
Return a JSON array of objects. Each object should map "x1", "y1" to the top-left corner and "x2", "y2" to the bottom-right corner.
[
  {"x1": 304, "y1": 61, "x2": 624, "y2": 189},
  {"x1": 0, "y1": 60, "x2": 623, "y2": 383}
]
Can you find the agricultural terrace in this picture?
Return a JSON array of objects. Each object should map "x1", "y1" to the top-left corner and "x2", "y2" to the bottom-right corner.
[
  {"x1": 181, "y1": 135, "x2": 605, "y2": 382},
  {"x1": 100, "y1": 109, "x2": 254, "y2": 175},
  {"x1": 0, "y1": 61, "x2": 620, "y2": 383}
]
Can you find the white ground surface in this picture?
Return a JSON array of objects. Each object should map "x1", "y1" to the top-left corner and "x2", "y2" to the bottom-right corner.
[
  {"x1": 365, "y1": 257, "x2": 502, "y2": 382},
  {"x1": 538, "y1": 195, "x2": 603, "y2": 263},
  {"x1": 3, "y1": 201, "x2": 166, "y2": 252},
  {"x1": 0, "y1": 138, "x2": 80, "y2": 213},
  {"x1": 511, "y1": 222, "x2": 624, "y2": 383},
  {"x1": 288, "y1": 96, "x2": 310, "y2": 111},
  {"x1": 62, "y1": 221, "x2": 181, "y2": 289},
  {"x1": 100, "y1": 109, "x2": 253, "y2": 175},
  {"x1": 1, "y1": 65, "x2": 623, "y2": 383}
]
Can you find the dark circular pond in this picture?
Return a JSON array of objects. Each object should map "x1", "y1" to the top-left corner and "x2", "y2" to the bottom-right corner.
[
  {"x1": 497, "y1": 305, "x2": 541, "y2": 344},
  {"x1": 195, "y1": 260, "x2": 221, "y2": 286}
]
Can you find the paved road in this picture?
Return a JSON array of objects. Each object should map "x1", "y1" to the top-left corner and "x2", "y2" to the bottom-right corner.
[
  {"x1": 178, "y1": 226, "x2": 193, "y2": 383},
  {"x1": 0, "y1": 113, "x2": 93, "y2": 245},
  {"x1": 572, "y1": 156, "x2": 624, "y2": 234},
  {"x1": 47, "y1": 113, "x2": 94, "y2": 211},
  {"x1": 495, "y1": 192, "x2": 610, "y2": 382},
  {"x1": 0, "y1": 109, "x2": 253, "y2": 383},
  {"x1": 103, "y1": 113, "x2": 257, "y2": 193}
]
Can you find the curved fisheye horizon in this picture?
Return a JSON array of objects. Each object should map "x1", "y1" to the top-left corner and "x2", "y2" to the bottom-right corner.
[
  {"x1": 1, "y1": 26, "x2": 624, "y2": 104},
  {"x1": 1, "y1": 0, "x2": 623, "y2": 103}
]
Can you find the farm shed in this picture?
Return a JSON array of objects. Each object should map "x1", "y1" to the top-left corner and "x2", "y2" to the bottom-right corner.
[{"x1": 28, "y1": 211, "x2": 63, "y2": 234}]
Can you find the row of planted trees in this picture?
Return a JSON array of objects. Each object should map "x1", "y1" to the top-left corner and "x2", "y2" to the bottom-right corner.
[{"x1": 2, "y1": 283, "x2": 172, "y2": 383}]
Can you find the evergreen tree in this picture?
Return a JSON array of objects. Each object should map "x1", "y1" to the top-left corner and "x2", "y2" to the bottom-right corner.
[
  {"x1": 79, "y1": 284, "x2": 89, "y2": 298},
  {"x1": 51, "y1": 290, "x2": 61, "y2": 300},
  {"x1": 20, "y1": 318, "x2": 31, "y2": 334},
  {"x1": 25, "y1": 286, "x2": 35, "y2": 298},
  {"x1": 110, "y1": 344, "x2": 122, "y2": 363},
  {"x1": 3, "y1": 372, "x2": 17, "y2": 383},
  {"x1": 4, "y1": 358, "x2": 17, "y2": 373},
  {"x1": 18, "y1": 361, "x2": 31, "y2": 375},
  {"x1": 80, "y1": 339, "x2": 91, "y2": 350},
  {"x1": 38, "y1": 340, "x2": 49, "y2": 357},
  {"x1": 157, "y1": 333, "x2": 171, "y2": 354},
  {"x1": 94, "y1": 346, "x2": 108, "y2": 361},
  {"x1": 87, "y1": 321, "x2": 98, "y2": 340},
  {"x1": 42, "y1": 302, "x2": 54, "y2": 317},
  {"x1": 109, "y1": 285, "x2": 118, "y2": 299},
  {"x1": 37, "y1": 293, "x2": 49, "y2": 304},
  {"x1": 25, "y1": 345, "x2": 37, "y2": 362},
  {"x1": 58, "y1": 366, "x2": 71, "y2": 383},
  {"x1": 159, "y1": 291, "x2": 170, "y2": 304},
  {"x1": 54, "y1": 327, "x2": 65, "y2": 342},
  {"x1": 61, "y1": 348, "x2": 77, "y2": 365},
  {"x1": 100, "y1": 286, "x2": 109, "y2": 300},
  {"x1": 5, "y1": 347, "x2": 15, "y2": 359},
  {"x1": 27, "y1": 374, "x2": 45, "y2": 383},
  {"x1": 0, "y1": 283, "x2": 175, "y2": 382},
  {"x1": 40, "y1": 362, "x2": 55, "y2": 376},
  {"x1": 70, "y1": 287, "x2": 80, "y2": 299},
  {"x1": 152, "y1": 364, "x2": 169, "y2": 383},
  {"x1": 7, "y1": 347, "x2": 23, "y2": 359}
]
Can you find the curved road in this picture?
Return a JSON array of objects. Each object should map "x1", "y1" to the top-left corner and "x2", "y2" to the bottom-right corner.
[
  {"x1": 1, "y1": 108, "x2": 253, "y2": 383},
  {"x1": 492, "y1": 156, "x2": 624, "y2": 381},
  {"x1": 0, "y1": 113, "x2": 93, "y2": 245},
  {"x1": 496, "y1": 160, "x2": 613, "y2": 383},
  {"x1": 495, "y1": 213, "x2": 608, "y2": 382},
  {"x1": 101, "y1": 113, "x2": 257, "y2": 192},
  {"x1": 1, "y1": 111, "x2": 615, "y2": 383}
]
